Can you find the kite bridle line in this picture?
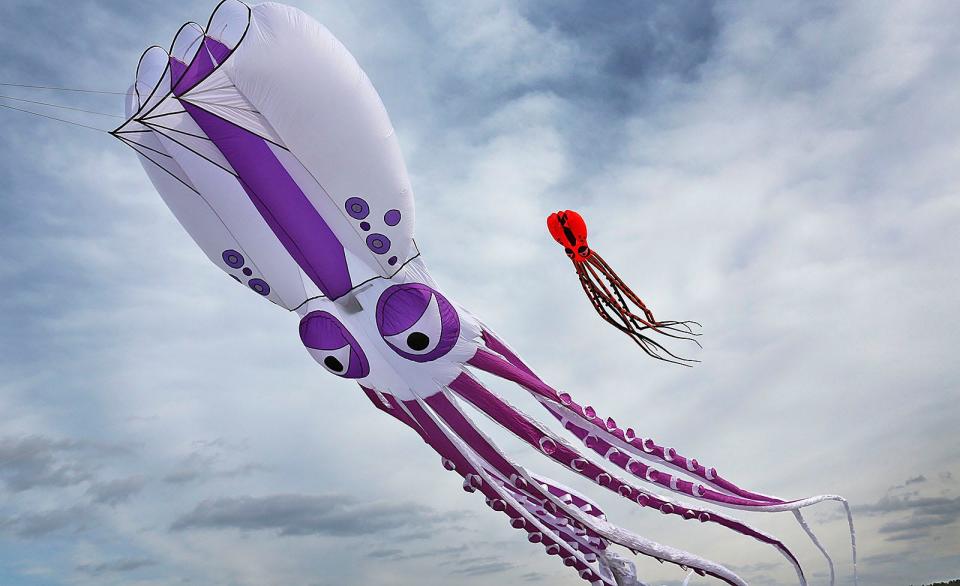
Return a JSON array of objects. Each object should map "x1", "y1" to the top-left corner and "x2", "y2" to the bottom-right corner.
[{"x1": 0, "y1": 81, "x2": 126, "y2": 133}]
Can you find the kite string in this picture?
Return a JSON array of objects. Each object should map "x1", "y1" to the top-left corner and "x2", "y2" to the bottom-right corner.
[
  {"x1": 0, "y1": 81, "x2": 125, "y2": 95},
  {"x1": 0, "y1": 94, "x2": 124, "y2": 118},
  {"x1": 0, "y1": 102, "x2": 109, "y2": 132}
]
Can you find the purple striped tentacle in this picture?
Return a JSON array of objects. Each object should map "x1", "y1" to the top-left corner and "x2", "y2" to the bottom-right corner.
[
  {"x1": 496, "y1": 479, "x2": 608, "y2": 561},
  {"x1": 425, "y1": 388, "x2": 748, "y2": 586},
  {"x1": 424, "y1": 393, "x2": 614, "y2": 567},
  {"x1": 447, "y1": 372, "x2": 805, "y2": 585},
  {"x1": 361, "y1": 387, "x2": 426, "y2": 440},
  {"x1": 468, "y1": 348, "x2": 780, "y2": 508},
  {"x1": 399, "y1": 397, "x2": 614, "y2": 586},
  {"x1": 478, "y1": 329, "x2": 858, "y2": 586},
  {"x1": 479, "y1": 331, "x2": 781, "y2": 503},
  {"x1": 359, "y1": 385, "x2": 746, "y2": 585}
]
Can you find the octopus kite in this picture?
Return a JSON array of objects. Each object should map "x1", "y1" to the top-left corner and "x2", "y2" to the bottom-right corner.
[
  {"x1": 112, "y1": 2, "x2": 858, "y2": 584},
  {"x1": 547, "y1": 209, "x2": 703, "y2": 365}
]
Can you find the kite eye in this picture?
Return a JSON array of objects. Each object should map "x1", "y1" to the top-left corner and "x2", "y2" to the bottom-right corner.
[
  {"x1": 377, "y1": 284, "x2": 460, "y2": 362},
  {"x1": 299, "y1": 311, "x2": 369, "y2": 378}
]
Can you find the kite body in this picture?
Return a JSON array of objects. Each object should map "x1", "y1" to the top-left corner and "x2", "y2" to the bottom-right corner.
[{"x1": 114, "y1": 2, "x2": 857, "y2": 584}]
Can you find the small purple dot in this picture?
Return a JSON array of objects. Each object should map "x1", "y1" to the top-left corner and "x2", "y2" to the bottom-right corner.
[
  {"x1": 360, "y1": 221, "x2": 370, "y2": 231},
  {"x1": 384, "y1": 209, "x2": 401, "y2": 226},
  {"x1": 388, "y1": 256, "x2": 398, "y2": 266},
  {"x1": 222, "y1": 249, "x2": 244, "y2": 269},
  {"x1": 366, "y1": 233, "x2": 391, "y2": 255},
  {"x1": 242, "y1": 267, "x2": 253, "y2": 276},
  {"x1": 344, "y1": 197, "x2": 370, "y2": 220}
]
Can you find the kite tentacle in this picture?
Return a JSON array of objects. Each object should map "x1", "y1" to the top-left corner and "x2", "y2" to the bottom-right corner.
[
  {"x1": 473, "y1": 336, "x2": 779, "y2": 502},
  {"x1": 583, "y1": 254, "x2": 701, "y2": 342},
  {"x1": 448, "y1": 371, "x2": 806, "y2": 584},
  {"x1": 427, "y1": 386, "x2": 749, "y2": 585},
  {"x1": 576, "y1": 261, "x2": 699, "y2": 366},
  {"x1": 424, "y1": 392, "x2": 609, "y2": 547},
  {"x1": 475, "y1": 330, "x2": 858, "y2": 585},
  {"x1": 396, "y1": 395, "x2": 613, "y2": 585},
  {"x1": 589, "y1": 252, "x2": 699, "y2": 332}
]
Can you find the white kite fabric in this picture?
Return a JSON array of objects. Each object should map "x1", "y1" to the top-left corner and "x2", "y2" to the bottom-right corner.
[{"x1": 114, "y1": 2, "x2": 858, "y2": 585}]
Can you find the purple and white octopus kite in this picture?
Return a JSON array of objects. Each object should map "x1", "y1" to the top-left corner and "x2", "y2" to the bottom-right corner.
[{"x1": 112, "y1": 2, "x2": 858, "y2": 584}]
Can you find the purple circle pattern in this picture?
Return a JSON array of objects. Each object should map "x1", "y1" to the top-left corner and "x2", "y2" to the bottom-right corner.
[
  {"x1": 248, "y1": 278, "x2": 271, "y2": 296},
  {"x1": 366, "y1": 233, "x2": 391, "y2": 255},
  {"x1": 384, "y1": 209, "x2": 401, "y2": 226},
  {"x1": 345, "y1": 197, "x2": 370, "y2": 220},
  {"x1": 222, "y1": 249, "x2": 244, "y2": 269},
  {"x1": 376, "y1": 283, "x2": 460, "y2": 362}
]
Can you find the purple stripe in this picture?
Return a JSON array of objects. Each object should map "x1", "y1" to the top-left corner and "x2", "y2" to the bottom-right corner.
[
  {"x1": 181, "y1": 102, "x2": 352, "y2": 299},
  {"x1": 204, "y1": 36, "x2": 231, "y2": 64},
  {"x1": 172, "y1": 45, "x2": 214, "y2": 96},
  {"x1": 169, "y1": 58, "x2": 187, "y2": 89}
]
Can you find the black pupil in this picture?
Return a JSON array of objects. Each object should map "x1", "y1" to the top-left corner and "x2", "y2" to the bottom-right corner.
[
  {"x1": 323, "y1": 356, "x2": 344, "y2": 372},
  {"x1": 406, "y1": 332, "x2": 430, "y2": 351}
]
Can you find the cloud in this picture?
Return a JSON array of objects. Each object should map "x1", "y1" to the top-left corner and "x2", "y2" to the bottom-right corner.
[
  {"x1": 162, "y1": 439, "x2": 265, "y2": 485},
  {"x1": 86, "y1": 475, "x2": 146, "y2": 506},
  {"x1": 449, "y1": 560, "x2": 517, "y2": 577},
  {"x1": 0, "y1": 505, "x2": 92, "y2": 539},
  {"x1": 365, "y1": 544, "x2": 467, "y2": 561},
  {"x1": 855, "y1": 493, "x2": 960, "y2": 541},
  {"x1": 171, "y1": 493, "x2": 465, "y2": 537},
  {"x1": 76, "y1": 557, "x2": 156, "y2": 576},
  {"x1": 0, "y1": 435, "x2": 93, "y2": 492}
]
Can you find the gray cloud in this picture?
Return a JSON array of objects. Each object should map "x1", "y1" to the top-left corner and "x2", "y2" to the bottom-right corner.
[
  {"x1": 171, "y1": 493, "x2": 463, "y2": 537},
  {"x1": 0, "y1": 435, "x2": 92, "y2": 492},
  {"x1": 163, "y1": 440, "x2": 264, "y2": 485},
  {"x1": 450, "y1": 560, "x2": 517, "y2": 577},
  {"x1": 76, "y1": 557, "x2": 156, "y2": 576},
  {"x1": 855, "y1": 493, "x2": 960, "y2": 541},
  {"x1": 366, "y1": 544, "x2": 467, "y2": 562},
  {"x1": 86, "y1": 475, "x2": 146, "y2": 506},
  {"x1": 731, "y1": 561, "x2": 781, "y2": 573},
  {"x1": 0, "y1": 505, "x2": 91, "y2": 539}
]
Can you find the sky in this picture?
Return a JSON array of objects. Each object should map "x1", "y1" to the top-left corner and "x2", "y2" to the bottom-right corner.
[{"x1": 1, "y1": 1, "x2": 958, "y2": 585}]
